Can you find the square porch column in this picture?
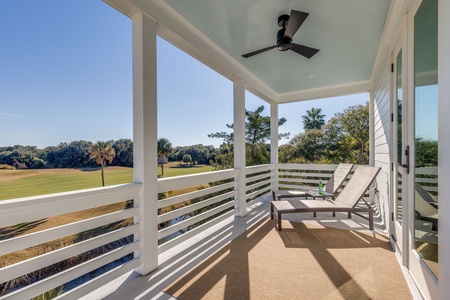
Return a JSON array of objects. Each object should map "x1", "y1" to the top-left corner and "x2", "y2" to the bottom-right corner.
[
  {"x1": 234, "y1": 79, "x2": 247, "y2": 217},
  {"x1": 270, "y1": 102, "x2": 279, "y2": 191},
  {"x1": 132, "y1": 11, "x2": 158, "y2": 275}
]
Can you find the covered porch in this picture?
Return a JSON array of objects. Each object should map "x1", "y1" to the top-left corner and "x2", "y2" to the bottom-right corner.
[{"x1": 1, "y1": 0, "x2": 449, "y2": 299}]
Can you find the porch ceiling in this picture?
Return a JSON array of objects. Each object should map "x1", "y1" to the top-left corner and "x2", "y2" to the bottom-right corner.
[{"x1": 106, "y1": 0, "x2": 392, "y2": 103}]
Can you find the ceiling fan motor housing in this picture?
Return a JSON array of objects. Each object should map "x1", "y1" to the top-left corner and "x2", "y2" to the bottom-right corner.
[{"x1": 277, "y1": 14, "x2": 292, "y2": 51}]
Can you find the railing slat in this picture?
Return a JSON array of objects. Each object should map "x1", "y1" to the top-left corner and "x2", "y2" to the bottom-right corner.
[
  {"x1": 0, "y1": 183, "x2": 141, "y2": 228},
  {"x1": 0, "y1": 208, "x2": 138, "y2": 256},
  {"x1": 157, "y1": 169, "x2": 237, "y2": 193},
  {"x1": 158, "y1": 182, "x2": 234, "y2": 209},
  {"x1": 277, "y1": 172, "x2": 332, "y2": 178},
  {"x1": 246, "y1": 191, "x2": 272, "y2": 206},
  {"x1": 57, "y1": 258, "x2": 140, "y2": 300},
  {"x1": 278, "y1": 163, "x2": 337, "y2": 171},
  {"x1": 246, "y1": 187, "x2": 272, "y2": 200},
  {"x1": 0, "y1": 224, "x2": 139, "y2": 284},
  {"x1": 158, "y1": 201, "x2": 235, "y2": 239},
  {"x1": 245, "y1": 173, "x2": 272, "y2": 183},
  {"x1": 245, "y1": 164, "x2": 274, "y2": 174},
  {"x1": 158, "y1": 191, "x2": 234, "y2": 223},
  {"x1": 3, "y1": 242, "x2": 139, "y2": 300},
  {"x1": 158, "y1": 209, "x2": 236, "y2": 254},
  {"x1": 278, "y1": 178, "x2": 325, "y2": 185},
  {"x1": 277, "y1": 184, "x2": 314, "y2": 190},
  {"x1": 245, "y1": 180, "x2": 271, "y2": 192}
]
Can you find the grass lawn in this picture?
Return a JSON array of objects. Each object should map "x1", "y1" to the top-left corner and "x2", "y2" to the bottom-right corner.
[{"x1": 0, "y1": 162, "x2": 213, "y2": 201}]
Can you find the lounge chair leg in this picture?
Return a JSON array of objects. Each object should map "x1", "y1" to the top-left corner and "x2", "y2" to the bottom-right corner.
[
  {"x1": 278, "y1": 212, "x2": 282, "y2": 231},
  {"x1": 369, "y1": 211, "x2": 374, "y2": 230},
  {"x1": 333, "y1": 211, "x2": 335, "y2": 217},
  {"x1": 313, "y1": 212, "x2": 316, "y2": 218},
  {"x1": 348, "y1": 212, "x2": 352, "y2": 219},
  {"x1": 271, "y1": 203, "x2": 274, "y2": 219}
]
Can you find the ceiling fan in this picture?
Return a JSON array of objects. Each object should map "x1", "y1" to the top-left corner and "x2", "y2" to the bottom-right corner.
[{"x1": 242, "y1": 10, "x2": 319, "y2": 59}]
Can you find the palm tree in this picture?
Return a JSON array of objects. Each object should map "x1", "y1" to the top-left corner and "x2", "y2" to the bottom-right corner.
[
  {"x1": 157, "y1": 138, "x2": 173, "y2": 177},
  {"x1": 302, "y1": 107, "x2": 326, "y2": 130},
  {"x1": 89, "y1": 142, "x2": 116, "y2": 186}
]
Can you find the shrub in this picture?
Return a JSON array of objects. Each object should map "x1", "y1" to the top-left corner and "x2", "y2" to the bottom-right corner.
[{"x1": 0, "y1": 164, "x2": 14, "y2": 170}]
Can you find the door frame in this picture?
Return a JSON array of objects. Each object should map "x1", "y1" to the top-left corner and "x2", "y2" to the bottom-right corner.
[{"x1": 390, "y1": 23, "x2": 409, "y2": 265}]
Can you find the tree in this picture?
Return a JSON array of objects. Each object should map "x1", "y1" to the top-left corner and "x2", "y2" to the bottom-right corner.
[
  {"x1": 208, "y1": 105, "x2": 289, "y2": 166},
  {"x1": 337, "y1": 103, "x2": 369, "y2": 164},
  {"x1": 322, "y1": 117, "x2": 354, "y2": 163},
  {"x1": 111, "y1": 139, "x2": 133, "y2": 167},
  {"x1": 169, "y1": 144, "x2": 214, "y2": 165},
  {"x1": 281, "y1": 102, "x2": 370, "y2": 164},
  {"x1": 182, "y1": 154, "x2": 192, "y2": 165},
  {"x1": 157, "y1": 138, "x2": 173, "y2": 177},
  {"x1": 302, "y1": 107, "x2": 326, "y2": 130},
  {"x1": 290, "y1": 129, "x2": 326, "y2": 162},
  {"x1": 45, "y1": 141, "x2": 93, "y2": 168},
  {"x1": 89, "y1": 142, "x2": 116, "y2": 186}
]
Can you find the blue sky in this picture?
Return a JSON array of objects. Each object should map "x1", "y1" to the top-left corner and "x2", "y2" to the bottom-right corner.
[{"x1": 0, "y1": 1, "x2": 368, "y2": 149}]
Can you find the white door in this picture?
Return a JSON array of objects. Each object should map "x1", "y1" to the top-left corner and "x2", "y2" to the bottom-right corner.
[{"x1": 408, "y1": 0, "x2": 439, "y2": 298}]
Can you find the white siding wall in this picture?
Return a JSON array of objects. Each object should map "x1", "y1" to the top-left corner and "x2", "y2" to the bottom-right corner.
[{"x1": 373, "y1": 50, "x2": 392, "y2": 231}]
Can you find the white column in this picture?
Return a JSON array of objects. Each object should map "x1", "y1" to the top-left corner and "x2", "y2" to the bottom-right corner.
[
  {"x1": 132, "y1": 12, "x2": 158, "y2": 275},
  {"x1": 270, "y1": 102, "x2": 279, "y2": 191},
  {"x1": 369, "y1": 90, "x2": 376, "y2": 205},
  {"x1": 369, "y1": 90, "x2": 375, "y2": 166},
  {"x1": 234, "y1": 80, "x2": 247, "y2": 217},
  {"x1": 438, "y1": 0, "x2": 450, "y2": 298}
]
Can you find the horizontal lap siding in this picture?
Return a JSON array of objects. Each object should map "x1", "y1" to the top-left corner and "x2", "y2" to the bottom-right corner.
[{"x1": 373, "y1": 52, "x2": 392, "y2": 231}]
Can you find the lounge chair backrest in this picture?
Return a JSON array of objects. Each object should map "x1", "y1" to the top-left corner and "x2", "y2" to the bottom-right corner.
[
  {"x1": 414, "y1": 183, "x2": 437, "y2": 217},
  {"x1": 335, "y1": 165, "x2": 381, "y2": 207},
  {"x1": 324, "y1": 163, "x2": 354, "y2": 194}
]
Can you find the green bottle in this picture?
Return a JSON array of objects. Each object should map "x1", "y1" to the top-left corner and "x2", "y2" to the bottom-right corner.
[{"x1": 318, "y1": 180, "x2": 323, "y2": 195}]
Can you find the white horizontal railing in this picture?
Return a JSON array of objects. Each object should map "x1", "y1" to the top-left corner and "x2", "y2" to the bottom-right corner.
[
  {"x1": 415, "y1": 167, "x2": 438, "y2": 193},
  {"x1": 276, "y1": 163, "x2": 340, "y2": 191},
  {"x1": 0, "y1": 183, "x2": 142, "y2": 300},
  {"x1": 245, "y1": 164, "x2": 274, "y2": 205},
  {"x1": 4, "y1": 162, "x2": 401, "y2": 298},
  {"x1": 157, "y1": 169, "x2": 238, "y2": 254}
]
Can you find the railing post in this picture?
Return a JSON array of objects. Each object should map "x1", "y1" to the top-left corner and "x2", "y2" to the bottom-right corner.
[
  {"x1": 270, "y1": 102, "x2": 279, "y2": 191},
  {"x1": 132, "y1": 11, "x2": 158, "y2": 275},
  {"x1": 234, "y1": 79, "x2": 247, "y2": 217}
]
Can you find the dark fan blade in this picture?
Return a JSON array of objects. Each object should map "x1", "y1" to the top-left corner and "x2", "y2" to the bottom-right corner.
[
  {"x1": 242, "y1": 45, "x2": 277, "y2": 58},
  {"x1": 284, "y1": 10, "x2": 309, "y2": 39},
  {"x1": 290, "y1": 43, "x2": 319, "y2": 59}
]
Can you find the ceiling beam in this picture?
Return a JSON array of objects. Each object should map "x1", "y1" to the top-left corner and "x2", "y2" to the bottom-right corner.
[{"x1": 277, "y1": 80, "x2": 371, "y2": 103}]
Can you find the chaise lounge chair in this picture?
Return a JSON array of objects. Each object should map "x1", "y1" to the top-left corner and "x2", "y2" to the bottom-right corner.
[
  {"x1": 272, "y1": 163, "x2": 354, "y2": 201},
  {"x1": 271, "y1": 165, "x2": 381, "y2": 231}
]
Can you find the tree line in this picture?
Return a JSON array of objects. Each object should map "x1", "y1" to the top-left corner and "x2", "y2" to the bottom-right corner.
[
  {"x1": 0, "y1": 139, "x2": 133, "y2": 170},
  {"x1": 0, "y1": 139, "x2": 218, "y2": 170},
  {"x1": 208, "y1": 103, "x2": 371, "y2": 167},
  {"x1": 5, "y1": 101, "x2": 420, "y2": 172}
]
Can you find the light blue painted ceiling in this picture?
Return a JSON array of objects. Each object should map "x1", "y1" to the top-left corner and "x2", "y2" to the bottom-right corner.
[{"x1": 164, "y1": 0, "x2": 391, "y2": 97}]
